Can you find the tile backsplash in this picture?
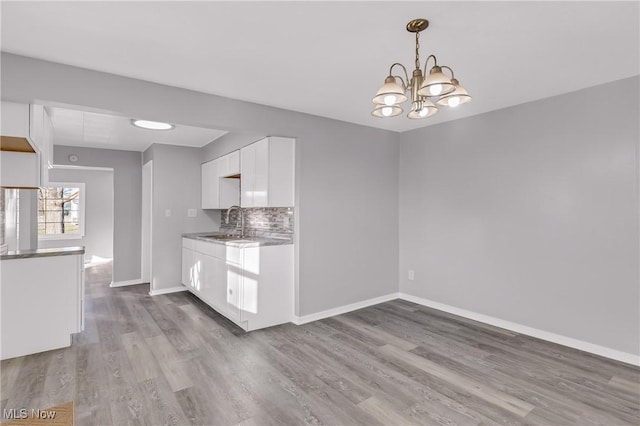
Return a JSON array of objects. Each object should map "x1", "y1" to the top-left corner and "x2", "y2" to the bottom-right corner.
[{"x1": 220, "y1": 207, "x2": 294, "y2": 235}]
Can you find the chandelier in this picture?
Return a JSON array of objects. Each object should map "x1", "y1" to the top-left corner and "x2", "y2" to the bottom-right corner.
[{"x1": 372, "y1": 18, "x2": 471, "y2": 119}]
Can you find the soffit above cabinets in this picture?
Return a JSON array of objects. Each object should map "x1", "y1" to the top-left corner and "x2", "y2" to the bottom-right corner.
[{"x1": 47, "y1": 106, "x2": 227, "y2": 152}]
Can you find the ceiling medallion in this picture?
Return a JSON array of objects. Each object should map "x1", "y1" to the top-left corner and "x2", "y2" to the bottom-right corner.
[{"x1": 372, "y1": 18, "x2": 471, "y2": 119}]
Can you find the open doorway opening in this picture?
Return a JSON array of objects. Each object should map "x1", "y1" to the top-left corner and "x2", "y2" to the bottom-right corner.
[{"x1": 38, "y1": 165, "x2": 115, "y2": 281}]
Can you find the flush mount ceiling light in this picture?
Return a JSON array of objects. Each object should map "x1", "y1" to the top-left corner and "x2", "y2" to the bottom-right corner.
[
  {"x1": 372, "y1": 18, "x2": 471, "y2": 119},
  {"x1": 131, "y1": 119, "x2": 175, "y2": 130}
]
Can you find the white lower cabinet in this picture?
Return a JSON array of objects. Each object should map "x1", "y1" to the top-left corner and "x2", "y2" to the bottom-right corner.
[
  {"x1": 1, "y1": 253, "x2": 84, "y2": 360},
  {"x1": 181, "y1": 238, "x2": 293, "y2": 331}
]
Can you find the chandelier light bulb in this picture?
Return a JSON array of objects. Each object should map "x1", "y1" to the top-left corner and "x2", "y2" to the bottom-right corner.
[
  {"x1": 383, "y1": 95, "x2": 398, "y2": 106},
  {"x1": 419, "y1": 108, "x2": 429, "y2": 117},
  {"x1": 371, "y1": 104, "x2": 403, "y2": 117},
  {"x1": 429, "y1": 84, "x2": 443, "y2": 96},
  {"x1": 448, "y1": 96, "x2": 461, "y2": 107}
]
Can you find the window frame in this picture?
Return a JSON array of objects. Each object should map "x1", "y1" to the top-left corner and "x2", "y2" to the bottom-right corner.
[{"x1": 37, "y1": 182, "x2": 86, "y2": 241}]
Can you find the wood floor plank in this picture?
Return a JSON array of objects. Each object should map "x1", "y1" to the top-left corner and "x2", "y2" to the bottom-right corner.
[
  {"x1": 74, "y1": 343, "x2": 113, "y2": 425},
  {"x1": 357, "y1": 395, "x2": 418, "y2": 425},
  {"x1": 121, "y1": 331, "x2": 160, "y2": 382},
  {"x1": 103, "y1": 349, "x2": 149, "y2": 426},
  {"x1": 0, "y1": 356, "x2": 24, "y2": 401},
  {"x1": 380, "y1": 344, "x2": 536, "y2": 417},
  {"x1": 333, "y1": 314, "x2": 418, "y2": 350},
  {"x1": 41, "y1": 347, "x2": 76, "y2": 409},
  {"x1": 146, "y1": 334, "x2": 193, "y2": 392}
]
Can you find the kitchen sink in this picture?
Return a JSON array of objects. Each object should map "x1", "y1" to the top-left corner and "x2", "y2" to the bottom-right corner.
[{"x1": 201, "y1": 234, "x2": 248, "y2": 241}]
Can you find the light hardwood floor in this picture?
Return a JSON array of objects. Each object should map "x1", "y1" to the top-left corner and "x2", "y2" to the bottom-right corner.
[{"x1": 2, "y1": 262, "x2": 639, "y2": 425}]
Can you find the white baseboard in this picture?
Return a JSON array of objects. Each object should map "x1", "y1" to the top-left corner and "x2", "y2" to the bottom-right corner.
[
  {"x1": 149, "y1": 285, "x2": 188, "y2": 296},
  {"x1": 398, "y1": 292, "x2": 640, "y2": 367},
  {"x1": 110, "y1": 278, "x2": 145, "y2": 288},
  {"x1": 292, "y1": 292, "x2": 399, "y2": 325}
]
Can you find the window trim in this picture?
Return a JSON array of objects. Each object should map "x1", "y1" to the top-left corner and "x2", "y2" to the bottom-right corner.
[{"x1": 37, "y1": 182, "x2": 86, "y2": 241}]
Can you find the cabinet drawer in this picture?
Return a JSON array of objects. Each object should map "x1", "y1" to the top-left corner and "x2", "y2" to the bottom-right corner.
[{"x1": 193, "y1": 239, "x2": 227, "y2": 259}]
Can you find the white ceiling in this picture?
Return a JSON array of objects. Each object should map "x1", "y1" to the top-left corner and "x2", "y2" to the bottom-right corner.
[
  {"x1": 47, "y1": 107, "x2": 227, "y2": 152},
  {"x1": 2, "y1": 2, "x2": 639, "y2": 133}
]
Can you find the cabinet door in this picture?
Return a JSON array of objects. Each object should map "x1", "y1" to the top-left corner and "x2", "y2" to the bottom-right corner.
[
  {"x1": 201, "y1": 160, "x2": 220, "y2": 209},
  {"x1": 181, "y1": 248, "x2": 203, "y2": 292},
  {"x1": 240, "y1": 143, "x2": 256, "y2": 207},
  {"x1": 226, "y1": 261, "x2": 242, "y2": 322},
  {"x1": 201, "y1": 254, "x2": 225, "y2": 312},
  {"x1": 219, "y1": 150, "x2": 240, "y2": 177},
  {"x1": 206, "y1": 256, "x2": 228, "y2": 315},
  {"x1": 226, "y1": 150, "x2": 240, "y2": 175},
  {"x1": 253, "y1": 138, "x2": 270, "y2": 207},
  {"x1": 268, "y1": 137, "x2": 295, "y2": 207}
]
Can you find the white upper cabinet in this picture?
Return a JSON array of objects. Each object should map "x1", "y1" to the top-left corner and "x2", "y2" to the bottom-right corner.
[
  {"x1": 201, "y1": 158, "x2": 220, "y2": 209},
  {"x1": 201, "y1": 150, "x2": 240, "y2": 209},
  {"x1": 241, "y1": 137, "x2": 295, "y2": 208},
  {"x1": 0, "y1": 102, "x2": 40, "y2": 188}
]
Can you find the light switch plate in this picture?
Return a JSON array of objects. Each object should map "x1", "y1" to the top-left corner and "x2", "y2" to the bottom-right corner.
[
  {"x1": 165, "y1": 209, "x2": 171, "y2": 217},
  {"x1": 187, "y1": 209, "x2": 197, "y2": 217}
]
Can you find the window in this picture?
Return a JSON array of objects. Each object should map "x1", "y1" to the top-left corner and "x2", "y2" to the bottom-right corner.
[{"x1": 38, "y1": 183, "x2": 85, "y2": 239}]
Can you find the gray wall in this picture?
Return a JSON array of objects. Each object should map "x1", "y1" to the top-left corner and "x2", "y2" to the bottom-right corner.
[
  {"x1": 143, "y1": 144, "x2": 219, "y2": 291},
  {"x1": 52, "y1": 145, "x2": 142, "y2": 283},
  {"x1": 399, "y1": 76, "x2": 640, "y2": 355},
  {"x1": 39, "y1": 167, "x2": 114, "y2": 263},
  {"x1": 3, "y1": 53, "x2": 400, "y2": 317}
]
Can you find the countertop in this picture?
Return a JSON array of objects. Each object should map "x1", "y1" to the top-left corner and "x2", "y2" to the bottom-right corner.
[
  {"x1": 0, "y1": 246, "x2": 85, "y2": 261},
  {"x1": 182, "y1": 232, "x2": 292, "y2": 247}
]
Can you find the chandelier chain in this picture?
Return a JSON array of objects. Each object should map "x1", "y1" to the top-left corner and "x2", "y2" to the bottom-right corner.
[{"x1": 415, "y1": 32, "x2": 420, "y2": 70}]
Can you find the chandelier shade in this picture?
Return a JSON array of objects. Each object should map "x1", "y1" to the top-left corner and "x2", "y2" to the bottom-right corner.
[
  {"x1": 435, "y1": 78, "x2": 472, "y2": 107},
  {"x1": 371, "y1": 104, "x2": 403, "y2": 118},
  {"x1": 372, "y1": 76, "x2": 408, "y2": 106},
  {"x1": 418, "y1": 66, "x2": 456, "y2": 97},
  {"x1": 371, "y1": 19, "x2": 471, "y2": 120}
]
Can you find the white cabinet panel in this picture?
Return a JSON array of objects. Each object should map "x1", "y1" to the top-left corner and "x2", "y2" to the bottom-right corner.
[
  {"x1": 240, "y1": 137, "x2": 294, "y2": 208},
  {"x1": 201, "y1": 159, "x2": 220, "y2": 209},
  {"x1": 268, "y1": 137, "x2": 295, "y2": 207},
  {"x1": 240, "y1": 143, "x2": 256, "y2": 207},
  {"x1": 220, "y1": 150, "x2": 240, "y2": 176},
  {"x1": 226, "y1": 262, "x2": 242, "y2": 322},
  {"x1": 205, "y1": 256, "x2": 228, "y2": 315},
  {"x1": 1, "y1": 102, "x2": 40, "y2": 188},
  {"x1": 0, "y1": 151, "x2": 39, "y2": 188},
  {"x1": 253, "y1": 137, "x2": 269, "y2": 207},
  {"x1": 1, "y1": 254, "x2": 84, "y2": 360},
  {"x1": 181, "y1": 247, "x2": 194, "y2": 289}
]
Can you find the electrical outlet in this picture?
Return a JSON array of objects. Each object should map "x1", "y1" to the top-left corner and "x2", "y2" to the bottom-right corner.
[
  {"x1": 408, "y1": 270, "x2": 415, "y2": 281},
  {"x1": 187, "y1": 209, "x2": 197, "y2": 217},
  {"x1": 165, "y1": 209, "x2": 172, "y2": 217}
]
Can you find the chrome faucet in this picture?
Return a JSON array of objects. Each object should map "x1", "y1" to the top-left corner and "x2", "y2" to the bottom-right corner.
[{"x1": 225, "y1": 205, "x2": 245, "y2": 237}]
